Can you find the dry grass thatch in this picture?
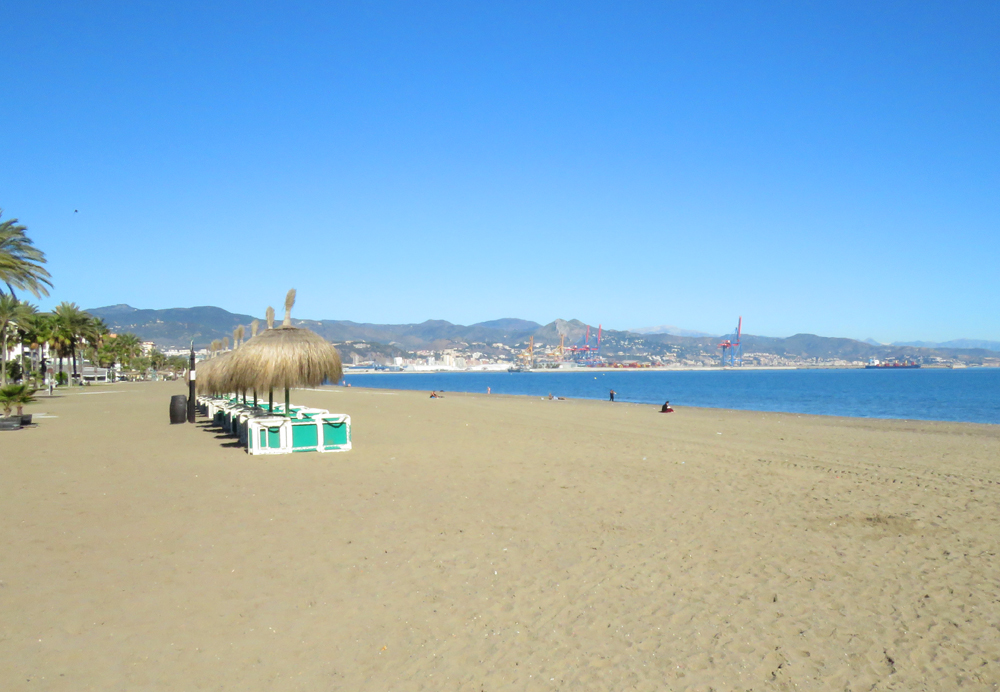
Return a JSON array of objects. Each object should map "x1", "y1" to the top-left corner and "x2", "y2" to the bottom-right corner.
[
  {"x1": 225, "y1": 290, "x2": 342, "y2": 392},
  {"x1": 196, "y1": 352, "x2": 234, "y2": 395},
  {"x1": 226, "y1": 327, "x2": 342, "y2": 391}
]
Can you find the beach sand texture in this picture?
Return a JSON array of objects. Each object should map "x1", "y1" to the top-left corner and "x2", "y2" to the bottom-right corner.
[{"x1": 2, "y1": 382, "x2": 999, "y2": 691}]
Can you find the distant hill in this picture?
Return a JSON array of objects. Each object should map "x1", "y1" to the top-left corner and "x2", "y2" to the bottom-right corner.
[
  {"x1": 472, "y1": 318, "x2": 541, "y2": 331},
  {"x1": 85, "y1": 304, "x2": 998, "y2": 364},
  {"x1": 296, "y1": 318, "x2": 538, "y2": 351},
  {"x1": 532, "y1": 319, "x2": 590, "y2": 345},
  {"x1": 630, "y1": 324, "x2": 716, "y2": 337},
  {"x1": 87, "y1": 304, "x2": 258, "y2": 348},
  {"x1": 87, "y1": 305, "x2": 538, "y2": 350},
  {"x1": 893, "y1": 339, "x2": 1000, "y2": 352}
]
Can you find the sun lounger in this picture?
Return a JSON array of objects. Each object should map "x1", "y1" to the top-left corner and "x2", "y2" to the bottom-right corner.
[
  {"x1": 247, "y1": 416, "x2": 292, "y2": 455},
  {"x1": 287, "y1": 413, "x2": 352, "y2": 453}
]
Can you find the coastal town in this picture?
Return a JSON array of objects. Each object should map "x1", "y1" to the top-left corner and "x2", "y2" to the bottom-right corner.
[
  {"x1": 336, "y1": 340, "x2": 999, "y2": 373},
  {"x1": 4, "y1": 320, "x2": 994, "y2": 388}
]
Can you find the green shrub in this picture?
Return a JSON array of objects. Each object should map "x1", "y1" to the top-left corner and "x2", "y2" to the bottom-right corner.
[{"x1": 0, "y1": 384, "x2": 36, "y2": 417}]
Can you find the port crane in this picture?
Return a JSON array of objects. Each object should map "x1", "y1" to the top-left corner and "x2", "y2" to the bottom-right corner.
[
  {"x1": 718, "y1": 317, "x2": 743, "y2": 367},
  {"x1": 517, "y1": 336, "x2": 535, "y2": 369},
  {"x1": 567, "y1": 324, "x2": 602, "y2": 365}
]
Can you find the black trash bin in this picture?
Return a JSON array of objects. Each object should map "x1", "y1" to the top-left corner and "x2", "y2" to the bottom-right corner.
[{"x1": 170, "y1": 394, "x2": 188, "y2": 424}]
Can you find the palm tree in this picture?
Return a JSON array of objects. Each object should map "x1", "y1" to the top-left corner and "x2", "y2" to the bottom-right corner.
[
  {"x1": 79, "y1": 316, "x2": 109, "y2": 375},
  {"x1": 0, "y1": 294, "x2": 15, "y2": 385},
  {"x1": 52, "y1": 302, "x2": 91, "y2": 384},
  {"x1": 96, "y1": 342, "x2": 118, "y2": 369},
  {"x1": 0, "y1": 211, "x2": 52, "y2": 299},
  {"x1": 23, "y1": 312, "x2": 53, "y2": 385},
  {"x1": 150, "y1": 349, "x2": 168, "y2": 373},
  {"x1": 13, "y1": 301, "x2": 38, "y2": 382},
  {"x1": 0, "y1": 294, "x2": 33, "y2": 385},
  {"x1": 90, "y1": 317, "x2": 110, "y2": 345},
  {"x1": 113, "y1": 333, "x2": 142, "y2": 376},
  {"x1": 47, "y1": 320, "x2": 72, "y2": 384}
]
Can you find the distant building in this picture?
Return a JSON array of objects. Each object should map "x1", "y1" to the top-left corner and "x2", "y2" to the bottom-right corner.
[{"x1": 81, "y1": 366, "x2": 111, "y2": 383}]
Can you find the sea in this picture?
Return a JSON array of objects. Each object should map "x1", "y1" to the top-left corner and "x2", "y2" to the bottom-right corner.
[{"x1": 343, "y1": 368, "x2": 1000, "y2": 425}]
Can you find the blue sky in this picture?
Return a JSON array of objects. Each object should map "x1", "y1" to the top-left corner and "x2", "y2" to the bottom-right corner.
[{"x1": 1, "y1": 2, "x2": 997, "y2": 341}]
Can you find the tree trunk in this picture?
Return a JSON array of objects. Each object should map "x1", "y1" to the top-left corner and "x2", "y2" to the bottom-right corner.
[
  {"x1": 1, "y1": 330, "x2": 7, "y2": 386},
  {"x1": 72, "y1": 346, "x2": 78, "y2": 385}
]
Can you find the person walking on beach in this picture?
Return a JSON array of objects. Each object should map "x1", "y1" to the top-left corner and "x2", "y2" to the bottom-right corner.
[{"x1": 609, "y1": 389, "x2": 616, "y2": 402}]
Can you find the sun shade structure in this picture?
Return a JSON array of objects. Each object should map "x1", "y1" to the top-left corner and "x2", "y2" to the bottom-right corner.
[
  {"x1": 226, "y1": 290, "x2": 342, "y2": 407},
  {"x1": 196, "y1": 351, "x2": 234, "y2": 396}
]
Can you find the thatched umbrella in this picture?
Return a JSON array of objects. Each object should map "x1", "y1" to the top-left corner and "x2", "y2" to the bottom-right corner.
[
  {"x1": 227, "y1": 289, "x2": 342, "y2": 413},
  {"x1": 195, "y1": 348, "x2": 219, "y2": 396},
  {"x1": 231, "y1": 325, "x2": 249, "y2": 403},
  {"x1": 249, "y1": 319, "x2": 260, "y2": 407},
  {"x1": 196, "y1": 351, "x2": 233, "y2": 396}
]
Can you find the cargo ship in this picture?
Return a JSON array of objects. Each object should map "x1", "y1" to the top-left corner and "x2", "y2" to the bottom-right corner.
[{"x1": 864, "y1": 359, "x2": 921, "y2": 369}]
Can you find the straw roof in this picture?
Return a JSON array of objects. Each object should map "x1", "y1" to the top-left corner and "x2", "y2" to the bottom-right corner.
[
  {"x1": 196, "y1": 352, "x2": 234, "y2": 395},
  {"x1": 226, "y1": 290, "x2": 342, "y2": 392}
]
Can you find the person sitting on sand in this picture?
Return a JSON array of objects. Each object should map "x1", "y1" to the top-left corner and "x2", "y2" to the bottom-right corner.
[
  {"x1": 430, "y1": 391, "x2": 438, "y2": 398},
  {"x1": 660, "y1": 400, "x2": 674, "y2": 413}
]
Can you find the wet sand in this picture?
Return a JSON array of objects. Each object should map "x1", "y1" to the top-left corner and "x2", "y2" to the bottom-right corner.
[{"x1": 2, "y1": 381, "x2": 999, "y2": 690}]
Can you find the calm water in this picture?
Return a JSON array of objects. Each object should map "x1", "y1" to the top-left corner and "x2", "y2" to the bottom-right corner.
[{"x1": 343, "y1": 368, "x2": 1000, "y2": 425}]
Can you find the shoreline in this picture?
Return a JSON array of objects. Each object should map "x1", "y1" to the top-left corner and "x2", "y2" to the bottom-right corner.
[
  {"x1": 330, "y1": 382, "x2": 1000, "y2": 428},
  {"x1": 343, "y1": 363, "x2": 984, "y2": 374}
]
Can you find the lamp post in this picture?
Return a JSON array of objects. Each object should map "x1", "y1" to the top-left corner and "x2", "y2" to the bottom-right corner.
[{"x1": 187, "y1": 341, "x2": 196, "y2": 423}]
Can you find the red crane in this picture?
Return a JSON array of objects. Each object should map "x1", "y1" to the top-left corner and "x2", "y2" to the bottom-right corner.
[
  {"x1": 567, "y1": 324, "x2": 602, "y2": 363},
  {"x1": 718, "y1": 317, "x2": 743, "y2": 367}
]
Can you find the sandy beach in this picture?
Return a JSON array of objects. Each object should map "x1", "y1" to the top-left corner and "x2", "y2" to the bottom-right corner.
[{"x1": 2, "y1": 381, "x2": 999, "y2": 691}]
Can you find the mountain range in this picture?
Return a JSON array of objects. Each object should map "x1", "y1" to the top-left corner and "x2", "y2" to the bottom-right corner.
[
  {"x1": 892, "y1": 339, "x2": 1000, "y2": 352},
  {"x1": 85, "y1": 304, "x2": 997, "y2": 364},
  {"x1": 629, "y1": 324, "x2": 717, "y2": 338},
  {"x1": 87, "y1": 305, "x2": 544, "y2": 351},
  {"x1": 864, "y1": 337, "x2": 1000, "y2": 353}
]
